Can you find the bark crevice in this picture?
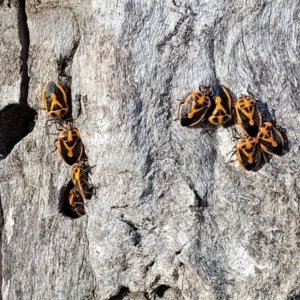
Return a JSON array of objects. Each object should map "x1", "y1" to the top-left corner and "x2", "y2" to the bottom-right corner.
[{"x1": 17, "y1": 0, "x2": 30, "y2": 105}]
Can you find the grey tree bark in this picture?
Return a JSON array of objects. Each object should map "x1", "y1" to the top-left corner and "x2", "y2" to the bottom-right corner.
[{"x1": 0, "y1": 0, "x2": 300, "y2": 299}]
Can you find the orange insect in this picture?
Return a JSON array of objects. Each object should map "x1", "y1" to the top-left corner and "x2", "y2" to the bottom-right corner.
[
  {"x1": 72, "y1": 161, "x2": 94, "y2": 200},
  {"x1": 57, "y1": 123, "x2": 84, "y2": 165},
  {"x1": 235, "y1": 95, "x2": 262, "y2": 137},
  {"x1": 69, "y1": 187, "x2": 85, "y2": 217},
  {"x1": 58, "y1": 181, "x2": 85, "y2": 219},
  {"x1": 208, "y1": 83, "x2": 232, "y2": 125},
  {"x1": 178, "y1": 86, "x2": 212, "y2": 127},
  {"x1": 41, "y1": 81, "x2": 69, "y2": 119},
  {"x1": 257, "y1": 122, "x2": 284, "y2": 155},
  {"x1": 236, "y1": 137, "x2": 261, "y2": 171}
]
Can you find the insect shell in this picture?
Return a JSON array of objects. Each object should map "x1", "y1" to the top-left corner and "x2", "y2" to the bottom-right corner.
[
  {"x1": 69, "y1": 187, "x2": 86, "y2": 217},
  {"x1": 178, "y1": 86, "x2": 212, "y2": 127},
  {"x1": 236, "y1": 136, "x2": 261, "y2": 171},
  {"x1": 72, "y1": 162, "x2": 93, "y2": 200},
  {"x1": 235, "y1": 94, "x2": 262, "y2": 137},
  {"x1": 208, "y1": 83, "x2": 232, "y2": 125},
  {"x1": 58, "y1": 181, "x2": 85, "y2": 219},
  {"x1": 257, "y1": 122, "x2": 284, "y2": 155},
  {"x1": 41, "y1": 81, "x2": 69, "y2": 119},
  {"x1": 57, "y1": 124, "x2": 84, "y2": 165}
]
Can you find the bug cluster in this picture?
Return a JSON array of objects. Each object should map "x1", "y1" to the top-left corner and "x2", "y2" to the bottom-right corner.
[
  {"x1": 178, "y1": 83, "x2": 284, "y2": 171},
  {"x1": 41, "y1": 81, "x2": 94, "y2": 218},
  {"x1": 234, "y1": 95, "x2": 284, "y2": 170},
  {"x1": 178, "y1": 84, "x2": 232, "y2": 127}
]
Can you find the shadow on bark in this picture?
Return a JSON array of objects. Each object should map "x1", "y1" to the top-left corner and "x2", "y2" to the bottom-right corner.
[
  {"x1": 109, "y1": 287, "x2": 130, "y2": 300},
  {"x1": 0, "y1": 104, "x2": 37, "y2": 159}
]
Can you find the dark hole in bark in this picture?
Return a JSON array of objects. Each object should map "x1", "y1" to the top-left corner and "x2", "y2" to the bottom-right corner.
[
  {"x1": 0, "y1": 198, "x2": 3, "y2": 300},
  {"x1": 109, "y1": 287, "x2": 130, "y2": 300},
  {"x1": 156, "y1": 285, "x2": 170, "y2": 298},
  {"x1": 121, "y1": 219, "x2": 141, "y2": 246},
  {"x1": 0, "y1": 104, "x2": 37, "y2": 159}
]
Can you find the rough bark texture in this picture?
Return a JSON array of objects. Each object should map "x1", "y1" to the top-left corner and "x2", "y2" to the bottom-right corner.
[{"x1": 1, "y1": 0, "x2": 300, "y2": 299}]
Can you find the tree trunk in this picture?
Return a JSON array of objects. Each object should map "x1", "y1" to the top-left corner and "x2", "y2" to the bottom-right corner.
[{"x1": 0, "y1": 0, "x2": 300, "y2": 299}]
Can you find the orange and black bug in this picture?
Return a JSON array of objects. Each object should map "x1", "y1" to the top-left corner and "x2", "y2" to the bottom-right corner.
[
  {"x1": 257, "y1": 122, "x2": 284, "y2": 155},
  {"x1": 72, "y1": 161, "x2": 94, "y2": 200},
  {"x1": 57, "y1": 123, "x2": 84, "y2": 165},
  {"x1": 236, "y1": 137, "x2": 261, "y2": 171},
  {"x1": 208, "y1": 83, "x2": 232, "y2": 125},
  {"x1": 69, "y1": 187, "x2": 85, "y2": 216},
  {"x1": 58, "y1": 181, "x2": 85, "y2": 219},
  {"x1": 235, "y1": 95, "x2": 262, "y2": 137},
  {"x1": 41, "y1": 81, "x2": 69, "y2": 119},
  {"x1": 178, "y1": 86, "x2": 212, "y2": 127}
]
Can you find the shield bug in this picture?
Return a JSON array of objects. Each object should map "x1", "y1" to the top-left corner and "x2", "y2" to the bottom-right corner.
[
  {"x1": 235, "y1": 95, "x2": 262, "y2": 137},
  {"x1": 178, "y1": 86, "x2": 212, "y2": 127},
  {"x1": 72, "y1": 161, "x2": 94, "y2": 200},
  {"x1": 41, "y1": 81, "x2": 69, "y2": 119},
  {"x1": 208, "y1": 83, "x2": 232, "y2": 125},
  {"x1": 69, "y1": 187, "x2": 86, "y2": 217},
  {"x1": 58, "y1": 181, "x2": 85, "y2": 219},
  {"x1": 57, "y1": 123, "x2": 84, "y2": 165},
  {"x1": 236, "y1": 137, "x2": 261, "y2": 171},
  {"x1": 257, "y1": 122, "x2": 284, "y2": 155}
]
